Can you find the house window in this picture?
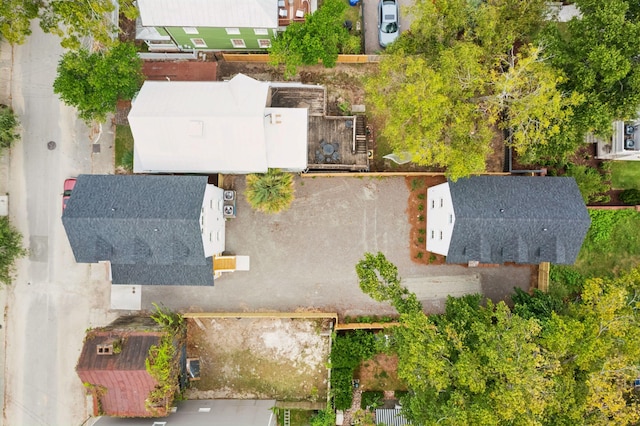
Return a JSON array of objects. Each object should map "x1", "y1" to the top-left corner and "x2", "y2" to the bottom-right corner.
[
  {"x1": 216, "y1": 231, "x2": 222, "y2": 241},
  {"x1": 183, "y1": 27, "x2": 198, "y2": 34},
  {"x1": 231, "y1": 39, "x2": 246, "y2": 48},
  {"x1": 439, "y1": 231, "x2": 443, "y2": 240},
  {"x1": 430, "y1": 230, "x2": 435, "y2": 239},
  {"x1": 440, "y1": 198, "x2": 444, "y2": 207},
  {"x1": 254, "y1": 28, "x2": 269, "y2": 35},
  {"x1": 258, "y1": 39, "x2": 272, "y2": 48},
  {"x1": 449, "y1": 214, "x2": 453, "y2": 223},
  {"x1": 190, "y1": 38, "x2": 207, "y2": 48},
  {"x1": 225, "y1": 27, "x2": 241, "y2": 35},
  {"x1": 431, "y1": 200, "x2": 435, "y2": 209}
]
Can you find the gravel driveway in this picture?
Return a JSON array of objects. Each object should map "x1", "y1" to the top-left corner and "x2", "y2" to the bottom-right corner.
[{"x1": 141, "y1": 176, "x2": 531, "y2": 317}]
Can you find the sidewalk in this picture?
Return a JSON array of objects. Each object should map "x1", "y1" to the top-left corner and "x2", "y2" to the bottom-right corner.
[{"x1": 0, "y1": 38, "x2": 13, "y2": 426}]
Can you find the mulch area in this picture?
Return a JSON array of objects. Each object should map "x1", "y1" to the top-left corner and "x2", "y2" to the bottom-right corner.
[{"x1": 405, "y1": 175, "x2": 448, "y2": 265}]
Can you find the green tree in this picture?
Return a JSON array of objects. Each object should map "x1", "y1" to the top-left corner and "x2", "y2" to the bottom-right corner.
[
  {"x1": 244, "y1": 168, "x2": 295, "y2": 214},
  {"x1": 366, "y1": 0, "x2": 572, "y2": 178},
  {"x1": 356, "y1": 253, "x2": 640, "y2": 425},
  {"x1": 39, "y1": 0, "x2": 117, "y2": 50},
  {"x1": 53, "y1": 41, "x2": 143, "y2": 122},
  {"x1": 0, "y1": 217, "x2": 27, "y2": 286},
  {"x1": 355, "y1": 251, "x2": 422, "y2": 315},
  {"x1": 0, "y1": 0, "x2": 41, "y2": 44},
  {"x1": 542, "y1": 0, "x2": 640, "y2": 138},
  {"x1": 0, "y1": 105, "x2": 20, "y2": 151},
  {"x1": 269, "y1": 0, "x2": 356, "y2": 78}
]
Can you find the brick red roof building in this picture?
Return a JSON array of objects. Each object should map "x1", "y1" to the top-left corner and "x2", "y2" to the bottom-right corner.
[{"x1": 76, "y1": 317, "x2": 169, "y2": 417}]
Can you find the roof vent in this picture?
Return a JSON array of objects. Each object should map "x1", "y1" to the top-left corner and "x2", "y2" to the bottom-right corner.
[{"x1": 96, "y1": 344, "x2": 113, "y2": 355}]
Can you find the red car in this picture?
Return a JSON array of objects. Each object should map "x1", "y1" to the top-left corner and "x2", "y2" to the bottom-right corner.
[{"x1": 62, "y1": 178, "x2": 77, "y2": 210}]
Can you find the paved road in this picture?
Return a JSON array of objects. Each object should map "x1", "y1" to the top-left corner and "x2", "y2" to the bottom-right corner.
[{"x1": 0, "y1": 22, "x2": 116, "y2": 426}]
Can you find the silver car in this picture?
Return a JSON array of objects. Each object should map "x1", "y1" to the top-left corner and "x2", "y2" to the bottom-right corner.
[{"x1": 378, "y1": 0, "x2": 399, "y2": 47}]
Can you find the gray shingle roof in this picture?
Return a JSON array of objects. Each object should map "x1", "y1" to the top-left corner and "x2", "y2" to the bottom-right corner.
[
  {"x1": 447, "y1": 176, "x2": 591, "y2": 265},
  {"x1": 62, "y1": 175, "x2": 214, "y2": 285}
]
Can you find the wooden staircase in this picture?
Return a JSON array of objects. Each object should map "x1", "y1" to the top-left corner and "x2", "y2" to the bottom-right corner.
[{"x1": 354, "y1": 115, "x2": 368, "y2": 154}]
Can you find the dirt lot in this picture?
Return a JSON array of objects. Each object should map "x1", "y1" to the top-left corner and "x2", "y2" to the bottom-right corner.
[{"x1": 185, "y1": 316, "x2": 333, "y2": 401}]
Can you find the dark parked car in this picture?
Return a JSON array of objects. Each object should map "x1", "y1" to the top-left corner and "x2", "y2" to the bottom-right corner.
[{"x1": 378, "y1": 0, "x2": 399, "y2": 47}]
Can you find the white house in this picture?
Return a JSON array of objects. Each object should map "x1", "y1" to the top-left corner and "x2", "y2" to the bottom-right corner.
[{"x1": 128, "y1": 73, "x2": 309, "y2": 174}]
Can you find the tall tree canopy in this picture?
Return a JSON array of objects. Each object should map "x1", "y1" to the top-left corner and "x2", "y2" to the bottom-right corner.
[
  {"x1": 53, "y1": 41, "x2": 143, "y2": 122},
  {"x1": 541, "y1": 0, "x2": 640, "y2": 138},
  {"x1": 366, "y1": 0, "x2": 640, "y2": 176},
  {"x1": 0, "y1": 0, "x2": 40, "y2": 44},
  {"x1": 356, "y1": 252, "x2": 640, "y2": 425}
]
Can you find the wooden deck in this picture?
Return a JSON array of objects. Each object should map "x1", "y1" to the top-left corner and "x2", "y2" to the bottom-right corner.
[
  {"x1": 307, "y1": 116, "x2": 369, "y2": 171},
  {"x1": 270, "y1": 86, "x2": 369, "y2": 172},
  {"x1": 277, "y1": 0, "x2": 311, "y2": 26},
  {"x1": 270, "y1": 86, "x2": 325, "y2": 116}
]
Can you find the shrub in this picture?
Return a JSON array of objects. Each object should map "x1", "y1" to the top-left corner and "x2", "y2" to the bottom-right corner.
[
  {"x1": 245, "y1": 168, "x2": 295, "y2": 214},
  {"x1": 332, "y1": 368, "x2": 354, "y2": 410},
  {"x1": 361, "y1": 390, "x2": 384, "y2": 409},
  {"x1": 0, "y1": 105, "x2": 19, "y2": 151},
  {"x1": 564, "y1": 164, "x2": 611, "y2": 204},
  {"x1": 620, "y1": 188, "x2": 640, "y2": 205}
]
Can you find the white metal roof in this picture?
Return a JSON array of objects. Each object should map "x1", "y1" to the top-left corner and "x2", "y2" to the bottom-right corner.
[
  {"x1": 137, "y1": 0, "x2": 278, "y2": 28},
  {"x1": 128, "y1": 74, "x2": 308, "y2": 174}
]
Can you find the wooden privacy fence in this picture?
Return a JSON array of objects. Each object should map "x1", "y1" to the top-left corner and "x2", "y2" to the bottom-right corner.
[{"x1": 221, "y1": 53, "x2": 380, "y2": 63}]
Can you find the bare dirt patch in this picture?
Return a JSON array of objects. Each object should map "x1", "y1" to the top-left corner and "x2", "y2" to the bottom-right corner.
[
  {"x1": 355, "y1": 353, "x2": 407, "y2": 391},
  {"x1": 405, "y1": 175, "x2": 447, "y2": 265},
  {"x1": 185, "y1": 317, "x2": 332, "y2": 401}
]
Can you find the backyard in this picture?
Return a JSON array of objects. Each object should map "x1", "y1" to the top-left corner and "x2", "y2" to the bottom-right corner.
[
  {"x1": 185, "y1": 315, "x2": 333, "y2": 401},
  {"x1": 611, "y1": 160, "x2": 640, "y2": 189}
]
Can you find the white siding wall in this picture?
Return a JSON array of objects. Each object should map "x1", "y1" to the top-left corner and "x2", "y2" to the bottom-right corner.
[
  {"x1": 200, "y1": 184, "x2": 226, "y2": 257},
  {"x1": 426, "y1": 182, "x2": 455, "y2": 256}
]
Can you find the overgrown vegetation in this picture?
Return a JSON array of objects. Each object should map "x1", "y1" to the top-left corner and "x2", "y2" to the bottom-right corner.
[
  {"x1": 365, "y1": 0, "x2": 640, "y2": 178},
  {"x1": 356, "y1": 252, "x2": 640, "y2": 425},
  {"x1": 310, "y1": 404, "x2": 336, "y2": 426},
  {"x1": 0, "y1": 105, "x2": 19, "y2": 152},
  {"x1": 145, "y1": 304, "x2": 185, "y2": 415},
  {"x1": 564, "y1": 163, "x2": 611, "y2": 204},
  {"x1": 331, "y1": 330, "x2": 377, "y2": 410},
  {"x1": 245, "y1": 168, "x2": 295, "y2": 214},
  {"x1": 269, "y1": 0, "x2": 360, "y2": 78},
  {"x1": 0, "y1": 217, "x2": 27, "y2": 286},
  {"x1": 574, "y1": 209, "x2": 640, "y2": 277}
]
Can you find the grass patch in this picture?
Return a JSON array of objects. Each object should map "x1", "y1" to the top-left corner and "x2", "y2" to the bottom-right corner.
[
  {"x1": 277, "y1": 409, "x2": 313, "y2": 426},
  {"x1": 610, "y1": 161, "x2": 640, "y2": 189},
  {"x1": 574, "y1": 209, "x2": 640, "y2": 277},
  {"x1": 115, "y1": 124, "x2": 134, "y2": 171}
]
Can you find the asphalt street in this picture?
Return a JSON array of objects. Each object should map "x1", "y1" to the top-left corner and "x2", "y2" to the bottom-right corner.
[{"x1": 0, "y1": 22, "x2": 117, "y2": 426}]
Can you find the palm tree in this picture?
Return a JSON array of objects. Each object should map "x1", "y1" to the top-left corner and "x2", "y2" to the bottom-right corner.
[{"x1": 245, "y1": 168, "x2": 295, "y2": 214}]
